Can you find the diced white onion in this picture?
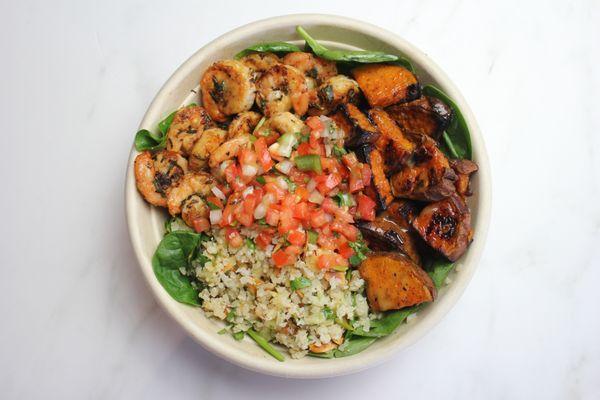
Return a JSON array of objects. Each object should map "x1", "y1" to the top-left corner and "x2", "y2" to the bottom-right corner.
[
  {"x1": 242, "y1": 164, "x2": 258, "y2": 177},
  {"x1": 254, "y1": 203, "x2": 267, "y2": 219},
  {"x1": 308, "y1": 190, "x2": 324, "y2": 204},
  {"x1": 275, "y1": 176, "x2": 288, "y2": 190},
  {"x1": 324, "y1": 144, "x2": 332, "y2": 157},
  {"x1": 262, "y1": 193, "x2": 275, "y2": 206},
  {"x1": 211, "y1": 186, "x2": 226, "y2": 201},
  {"x1": 275, "y1": 160, "x2": 293, "y2": 174},
  {"x1": 242, "y1": 186, "x2": 254, "y2": 197},
  {"x1": 209, "y1": 209, "x2": 222, "y2": 225},
  {"x1": 306, "y1": 179, "x2": 317, "y2": 192}
]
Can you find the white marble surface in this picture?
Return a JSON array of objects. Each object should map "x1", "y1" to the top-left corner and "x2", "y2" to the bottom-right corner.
[{"x1": 2, "y1": 0, "x2": 599, "y2": 398}]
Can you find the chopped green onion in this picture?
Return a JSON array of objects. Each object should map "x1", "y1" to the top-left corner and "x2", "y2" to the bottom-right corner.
[
  {"x1": 307, "y1": 230, "x2": 318, "y2": 244},
  {"x1": 226, "y1": 309, "x2": 236, "y2": 322},
  {"x1": 207, "y1": 201, "x2": 220, "y2": 210},
  {"x1": 323, "y1": 306, "x2": 334, "y2": 320},
  {"x1": 290, "y1": 276, "x2": 312, "y2": 290},
  {"x1": 232, "y1": 331, "x2": 245, "y2": 341},
  {"x1": 333, "y1": 265, "x2": 348, "y2": 272},
  {"x1": 294, "y1": 154, "x2": 322, "y2": 173},
  {"x1": 245, "y1": 238, "x2": 256, "y2": 250},
  {"x1": 246, "y1": 329, "x2": 285, "y2": 362},
  {"x1": 217, "y1": 328, "x2": 228, "y2": 335},
  {"x1": 255, "y1": 176, "x2": 266, "y2": 184},
  {"x1": 257, "y1": 218, "x2": 268, "y2": 226}
]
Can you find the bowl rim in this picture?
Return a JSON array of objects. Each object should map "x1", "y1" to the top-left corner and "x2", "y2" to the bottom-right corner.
[{"x1": 125, "y1": 13, "x2": 492, "y2": 378}]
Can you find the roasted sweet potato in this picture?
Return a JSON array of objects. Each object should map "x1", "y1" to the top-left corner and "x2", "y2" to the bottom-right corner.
[
  {"x1": 369, "y1": 108, "x2": 415, "y2": 173},
  {"x1": 359, "y1": 252, "x2": 435, "y2": 311},
  {"x1": 356, "y1": 212, "x2": 421, "y2": 266},
  {"x1": 390, "y1": 136, "x2": 457, "y2": 201},
  {"x1": 387, "y1": 96, "x2": 452, "y2": 140},
  {"x1": 365, "y1": 148, "x2": 394, "y2": 209},
  {"x1": 352, "y1": 64, "x2": 420, "y2": 108},
  {"x1": 412, "y1": 195, "x2": 473, "y2": 261},
  {"x1": 335, "y1": 103, "x2": 380, "y2": 148},
  {"x1": 450, "y1": 159, "x2": 478, "y2": 196}
]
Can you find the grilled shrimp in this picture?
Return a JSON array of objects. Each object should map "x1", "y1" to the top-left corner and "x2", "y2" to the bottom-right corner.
[
  {"x1": 254, "y1": 111, "x2": 307, "y2": 138},
  {"x1": 310, "y1": 75, "x2": 360, "y2": 115},
  {"x1": 166, "y1": 172, "x2": 215, "y2": 216},
  {"x1": 134, "y1": 150, "x2": 188, "y2": 207},
  {"x1": 200, "y1": 60, "x2": 256, "y2": 122},
  {"x1": 181, "y1": 194, "x2": 210, "y2": 232},
  {"x1": 208, "y1": 133, "x2": 252, "y2": 168},
  {"x1": 240, "y1": 52, "x2": 280, "y2": 74},
  {"x1": 227, "y1": 111, "x2": 262, "y2": 139},
  {"x1": 282, "y1": 52, "x2": 337, "y2": 87},
  {"x1": 166, "y1": 105, "x2": 213, "y2": 156},
  {"x1": 189, "y1": 128, "x2": 227, "y2": 171},
  {"x1": 255, "y1": 64, "x2": 309, "y2": 117}
]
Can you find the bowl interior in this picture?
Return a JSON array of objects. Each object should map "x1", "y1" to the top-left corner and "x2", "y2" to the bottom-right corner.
[{"x1": 126, "y1": 14, "x2": 491, "y2": 378}]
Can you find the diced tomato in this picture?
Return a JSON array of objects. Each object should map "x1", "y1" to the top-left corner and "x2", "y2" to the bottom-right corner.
[
  {"x1": 278, "y1": 208, "x2": 299, "y2": 234},
  {"x1": 309, "y1": 130, "x2": 320, "y2": 147},
  {"x1": 266, "y1": 207, "x2": 280, "y2": 226},
  {"x1": 206, "y1": 195, "x2": 224, "y2": 209},
  {"x1": 315, "y1": 173, "x2": 342, "y2": 194},
  {"x1": 348, "y1": 171, "x2": 364, "y2": 193},
  {"x1": 310, "y1": 209, "x2": 329, "y2": 228},
  {"x1": 220, "y1": 204, "x2": 235, "y2": 227},
  {"x1": 254, "y1": 137, "x2": 273, "y2": 171},
  {"x1": 293, "y1": 202, "x2": 309, "y2": 221},
  {"x1": 225, "y1": 228, "x2": 243, "y2": 248},
  {"x1": 321, "y1": 197, "x2": 338, "y2": 215},
  {"x1": 317, "y1": 252, "x2": 348, "y2": 270},
  {"x1": 264, "y1": 182, "x2": 286, "y2": 201},
  {"x1": 192, "y1": 217, "x2": 210, "y2": 233},
  {"x1": 224, "y1": 163, "x2": 246, "y2": 192},
  {"x1": 361, "y1": 164, "x2": 372, "y2": 186},
  {"x1": 306, "y1": 116, "x2": 324, "y2": 133},
  {"x1": 272, "y1": 249, "x2": 294, "y2": 268},
  {"x1": 331, "y1": 221, "x2": 359, "y2": 241},
  {"x1": 295, "y1": 186, "x2": 310, "y2": 202},
  {"x1": 342, "y1": 152, "x2": 359, "y2": 169},
  {"x1": 297, "y1": 142, "x2": 325, "y2": 156},
  {"x1": 255, "y1": 230, "x2": 273, "y2": 250},
  {"x1": 357, "y1": 193, "x2": 376, "y2": 221},
  {"x1": 284, "y1": 245, "x2": 302, "y2": 257},
  {"x1": 317, "y1": 232, "x2": 337, "y2": 250},
  {"x1": 287, "y1": 230, "x2": 306, "y2": 246},
  {"x1": 236, "y1": 211, "x2": 254, "y2": 227},
  {"x1": 242, "y1": 192, "x2": 259, "y2": 215},
  {"x1": 338, "y1": 240, "x2": 355, "y2": 259},
  {"x1": 239, "y1": 148, "x2": 257, "y2": 166}
]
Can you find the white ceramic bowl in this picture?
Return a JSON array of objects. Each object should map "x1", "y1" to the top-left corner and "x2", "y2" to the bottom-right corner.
[{"x1": 125, "y1": 14, "x2": 491, "y2": 378}]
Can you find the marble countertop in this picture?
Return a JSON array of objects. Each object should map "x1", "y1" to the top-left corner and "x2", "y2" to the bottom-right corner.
[{"x1": 2, "y1": 0, "x2": 599, "y2": 398}]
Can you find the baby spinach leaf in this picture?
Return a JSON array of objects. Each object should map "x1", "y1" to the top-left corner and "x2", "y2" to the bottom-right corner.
[
  {"x1": 352, "y1": 305, "x2": 421, "y2": 338},
  {"x1": 152, "y1": 231, "x2": 203, "y2": 306},
  {"x1": 158, "y1": 110, "x2": 177, "y2": 136},
  {"x1": 333, "y1": 335, "x2": 377, "y2": 358},
  {"x1": 296, "y1": 26, "x2": 399, "y2": 64},
  {"x1": 308, "y1": 351, "x2": 335, "y2": 359},
  {"x1": 135, "y1": 129, "x2": 166, "y2": 152},
  {"x1": 164, "y1": 217, "x2": 191, "y2": 234},
  {"x1": 234, "y1": 42, "x2": 302, "y2": 59},
  {"x1": 422, "y1": 84, "x2": 472, "y2": 160},
  {"x1": 428, "y1": 258, "x2": 456, "y2": 289}
]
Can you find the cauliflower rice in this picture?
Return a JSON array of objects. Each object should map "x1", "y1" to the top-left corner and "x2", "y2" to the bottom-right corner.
[{"x1": 196, "y1": 229, "x2": 373, "y2": 358}]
